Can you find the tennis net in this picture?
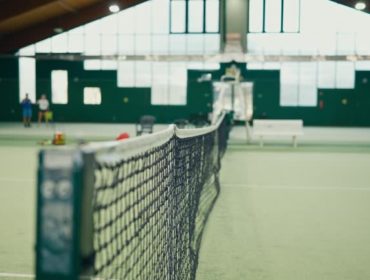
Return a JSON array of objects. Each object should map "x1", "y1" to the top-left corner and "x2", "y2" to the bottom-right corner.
[{"x1": 36, "y1": 111, "x2": 231, "y2": 280}]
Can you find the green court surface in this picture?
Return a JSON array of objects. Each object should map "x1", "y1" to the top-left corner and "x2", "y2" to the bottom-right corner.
[
  {"x1": 0, "y1": 146, "x2": 37, "y2": 278},
  {"x1": 197, "y1": 131, "x2": 370, "y2": 280},
  {"x1": 1, "y1": 124, "x2": 370, "y2": 279}
]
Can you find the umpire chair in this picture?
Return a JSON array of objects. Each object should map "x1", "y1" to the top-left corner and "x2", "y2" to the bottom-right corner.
[{"x1": 136, "y1": 115, "x2": 156, "y2": 136}]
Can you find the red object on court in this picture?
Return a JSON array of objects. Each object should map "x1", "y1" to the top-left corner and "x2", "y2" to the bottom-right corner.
[
  {"x1": 52, "y1": 131, "x2": 66, "y2": 145},
  {"x1": 116, "y1": 132, "x2": 130, "y2": 141}
]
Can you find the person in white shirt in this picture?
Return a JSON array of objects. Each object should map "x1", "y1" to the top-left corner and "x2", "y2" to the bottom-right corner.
[{"x1": 37, "y1": 94, "x2": 50, "y2": 124}]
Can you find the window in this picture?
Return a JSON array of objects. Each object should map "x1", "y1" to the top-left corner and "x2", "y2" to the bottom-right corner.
[
  {"x1": 283, "y1": 0, "x2": 300, "y2": 32},
  {"x1": 51, "y1": 70, "x2": 68, "y2": 104},
  {"x1": 248, "y1": 0, "x2": 301, "y2": 33},
  {"x1": 265, "y1": 0, "x2": 282, "y2": 32},
  {"x1": 151, "y1": 62, "x2": 169, "y2": 104},
  {"x1": 279, "y1": 61, "x2": 356, "y2": 107},
  {"x1": 298, "y1": 63, "x2": 317, "y2": 106},
  {"x1": 84, "y1": 87, "x2": 102, "y2": 105},
  {"x1": 318, "y1": 62, "x2": 335, "y2": 88},
  {"x1": 280, "y1": 63, "x2": 299, "y2": 106},
  {"x1": 336, "y1": 62, "x2": 355, "y2": 89},
  {"x1": 21, "y1": 0, "x2": 220, "y2": 57},
  {"x1": 51, "y1": 33, "x2": 68, "y2": 53},
  {"x1": 249, "y1": 0, "x2": 264, "y2": 32},
  {"x1": 117, "y1": 61, "x2": 135, "y2": 87},
  {"x1": 171, "y1": 0, "x2": 186, "y2": 33},
  {"x1": 170, "y1": 0, "x2": 220, "y2": 33},
  {"x1": 280, "y1": 62, "x2": 317, "y2": 107},
  {"x1": 19, "y1": 57, "x2": 36, "y2": 102},
  {"x1": 188, "y1": 0, "x2": 204, "y2": 33},
  {"x1": 135, "y1": 61, "x2": 152, "y2": 87},
  {"x1": 205, "y1": 0, "x2": 219, "y2": 32}
]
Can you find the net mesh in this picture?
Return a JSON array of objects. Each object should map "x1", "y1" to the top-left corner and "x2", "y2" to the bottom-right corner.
[{"x1": 91, "y1": 113, "x2": 230, "y2": 280}]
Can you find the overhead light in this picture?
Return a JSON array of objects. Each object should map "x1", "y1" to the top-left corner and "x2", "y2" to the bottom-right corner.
[
  {"x1": 109, "y1": 4, "x2": 120, "y2": 13},
  {"x1": 54, "y1": 27, "x2": 64, "y2": 34},
  {"x1": 355, "y1": 2, "x2": 366, "y2": 10}
]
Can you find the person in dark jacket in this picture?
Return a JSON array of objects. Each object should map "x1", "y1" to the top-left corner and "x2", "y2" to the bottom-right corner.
[{"x1": 21, "y1": 93, "x2": 32, "y2": 127}]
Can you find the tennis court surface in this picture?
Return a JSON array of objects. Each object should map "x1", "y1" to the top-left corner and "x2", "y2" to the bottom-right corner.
[{"x1": 1, "y1": 122, "x2": 370, "y2": 280}]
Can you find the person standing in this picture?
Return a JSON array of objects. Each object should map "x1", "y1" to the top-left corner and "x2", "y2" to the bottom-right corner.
[
  {"x1": 37, "y1": 94, "x2": 50, "y2": 125},
  {"x1": 21, "y1": 93, "x2": 32, "y2": 127}
]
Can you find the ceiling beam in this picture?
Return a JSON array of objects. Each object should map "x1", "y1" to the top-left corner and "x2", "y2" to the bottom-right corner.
[
  {"x1": 0, "y1": 0, "x2": 149, "y2": 54},
  {"x1": 0, "y1": 0, "x2": 59, "y2": 22},
  {"x1": 329, "y1": 0, "x2": 370, "y2": 13},
  {"x1": 6, "y1": 53, "x2": 370, "y2": 63}
]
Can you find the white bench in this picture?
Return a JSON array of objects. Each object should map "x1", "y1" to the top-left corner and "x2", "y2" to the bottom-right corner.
[{"x1": 253, "y1": 119, "x2": 303, "y2": 147}]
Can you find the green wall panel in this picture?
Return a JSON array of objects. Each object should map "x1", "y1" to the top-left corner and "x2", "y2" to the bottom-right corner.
[
  {"x1": 34, "y1": 60, "x2": 196, "y2": 123},
  {"x1": 0, "y1": 58, "x2": 20, "y2": 121},
  {"x1": 1, "y1": 57, "x2": 370, "y2": 126}
]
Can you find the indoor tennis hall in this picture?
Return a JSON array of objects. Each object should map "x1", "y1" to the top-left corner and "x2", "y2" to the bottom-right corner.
[{"x1": 1, "y1": 0, "x2": 370, "y2": 280}]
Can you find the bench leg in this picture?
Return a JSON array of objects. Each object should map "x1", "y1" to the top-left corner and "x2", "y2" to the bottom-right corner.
[
  {"x1": 246, "y1": 121, "x2": 252, "y2": 144},
  {"x1": 292, "y1": 135, "x2": 297, "y2": 148},
  {"x1": 259, "y1": 136, "x2": 264, "y2": 148}
]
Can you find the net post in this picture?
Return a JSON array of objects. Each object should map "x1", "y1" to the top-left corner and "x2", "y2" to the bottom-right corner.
[
  {"x1": 35, "y1": 149, "x2": 83, "y2": 280},
  {"x1": 79, "y1": 152, "x2": 95, "y2": 276}
]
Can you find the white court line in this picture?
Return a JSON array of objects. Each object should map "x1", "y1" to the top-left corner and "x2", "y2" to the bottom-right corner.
[
  {"x1": 0, "y1": 273, "x2": 34, "y2": 279},
  {"x1": 0, "y1": 178, "x2": 34, "y2": 183},
  {"x1": 223, "y1": 183, "x2": 370, "y2": 191},
  {"x1": 0, "y1": 273, "x2": 115, "y2": 280}
]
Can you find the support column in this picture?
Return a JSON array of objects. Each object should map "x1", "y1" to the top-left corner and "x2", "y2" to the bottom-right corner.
[{"x1": 222, "y1": 0, "x2": 249, "y2": 53}]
